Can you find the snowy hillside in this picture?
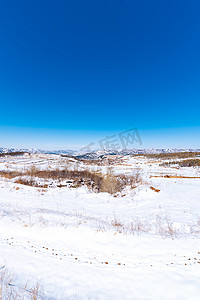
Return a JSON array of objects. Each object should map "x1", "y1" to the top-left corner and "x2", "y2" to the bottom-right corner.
[{"x1": 0, "y1": 152, "x2": 200, "y2": 299}]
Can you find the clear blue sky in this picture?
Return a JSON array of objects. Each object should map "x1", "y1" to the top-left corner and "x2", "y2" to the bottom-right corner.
[{"x1": 0, "y1": 0, "x2": 200, "y2": 149}]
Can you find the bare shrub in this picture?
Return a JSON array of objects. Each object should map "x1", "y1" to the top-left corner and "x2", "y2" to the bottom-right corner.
[
  {"x1": 133, "y1": 168, "x2": 142, "y2": 184},
  {"x1": 101, "y1": 174, "x2": 119, "y2": 194},
  {"x1": 100, "y1": 170, "x2": 142, "y2": 195},
  {"x1": 26, "y1": 165, "x2": 40, "y2": 177}
]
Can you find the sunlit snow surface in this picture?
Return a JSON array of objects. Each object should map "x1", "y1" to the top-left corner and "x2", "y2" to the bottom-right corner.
[{"x1": 0, "y1": 153, "x2": 200, "y2": 299}]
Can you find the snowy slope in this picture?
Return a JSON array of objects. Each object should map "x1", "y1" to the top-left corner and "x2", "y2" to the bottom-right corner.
[{"x1": 0, "y1": 154, "x2": 200, "y2": 299}]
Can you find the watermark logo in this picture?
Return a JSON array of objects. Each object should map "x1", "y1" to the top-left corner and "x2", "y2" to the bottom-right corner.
[
  {"x1": 79, "y1": 128, "x2": 142, "y2": 153},
  {"x1": 119, "y1": 128, "x2": 142, "y2": 149}
]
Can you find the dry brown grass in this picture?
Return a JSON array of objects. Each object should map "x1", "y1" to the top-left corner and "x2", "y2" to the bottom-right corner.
[
  {"x1": 0, "y1": 266, "x2": 42, "y2": 300},
  {"x1": 0, "y1": 167, "x2": 141, "y2": 195},
  {"x1": 30, "y1": 283, "x2": 40, "y2": 300},
  {"x1": 150, "y1": 186, "x2": 160, "y2": 192},
  {"x1": 150, "y1": 175, "x2": 200, "y2": 179},
  {"x1": 162, "y1": 158, "x2": 200, "y2": 167},
  {"x1": 15, "y1": 178, "x2": 47, "y2": 188},
  {"x1": 136, "y1": 152, "x2": 200, "y2": 160},
  {"x1": 0, "y1": 171, "x2": 21, "y2": 179},
  {"x1": 110, "y1": 214, "x2": 179, "y2": 237}
]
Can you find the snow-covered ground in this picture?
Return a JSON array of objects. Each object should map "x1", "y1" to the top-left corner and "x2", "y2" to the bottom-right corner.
[{"x1": 0, "y1": 154, "x2": 200, "y2": 299}]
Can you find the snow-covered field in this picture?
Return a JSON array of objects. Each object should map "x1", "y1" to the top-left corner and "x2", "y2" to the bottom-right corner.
[{"x1": 0, "y1": 153, "x2": 200, "y2": 299}]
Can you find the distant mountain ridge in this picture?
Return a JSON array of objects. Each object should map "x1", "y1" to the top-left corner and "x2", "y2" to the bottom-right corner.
[{"x1": 1, "y1": 147, "x2": 200, "y2": 159}]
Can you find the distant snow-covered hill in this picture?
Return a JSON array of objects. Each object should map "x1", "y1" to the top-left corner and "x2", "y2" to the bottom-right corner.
[{"x1": 0, "y1": 147, "x2": 200, "y2": 158}]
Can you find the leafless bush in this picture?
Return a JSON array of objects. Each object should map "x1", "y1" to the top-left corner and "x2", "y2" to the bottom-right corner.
[
  {"x1": 101, "y1": 174, "x2": 119, "y2": 194},
  {"x1": 26, "y1": 165, "x2": 41, "y2": 177},
  {"x1": 100, "y1": 168, "x2": 141, "y2": 194},
  {"x1": 133, "y1": 168, "x2": 142, "y2": 184}
]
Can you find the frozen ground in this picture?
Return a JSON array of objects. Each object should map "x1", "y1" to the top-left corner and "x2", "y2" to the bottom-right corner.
[{"x1": 0, "y1": 154, "x2": 200, "y2": 299}]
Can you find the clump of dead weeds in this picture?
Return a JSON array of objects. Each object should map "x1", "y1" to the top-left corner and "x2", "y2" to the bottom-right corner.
[{"x1": 0, "y1": 165, "x2": 143, "y2": 195}]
